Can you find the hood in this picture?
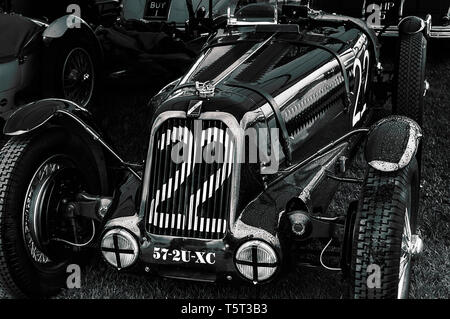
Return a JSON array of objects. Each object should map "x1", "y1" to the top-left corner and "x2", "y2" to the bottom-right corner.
[{"x1": 153, "y1": 24, "x2": 363, "y2": 122}]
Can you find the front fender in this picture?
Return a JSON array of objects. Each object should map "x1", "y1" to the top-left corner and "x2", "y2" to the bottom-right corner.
[
  {"x1": 42, "y1": 15, "x2": 103, "y2": 61},
  {"x1": 398, "y1": 16, "x2": 428, "y2": 36},
  {"x1": 43, "y1": 14, "x2": 91, "y2": 39},
  {"x1": 365, "y1": 116, "x2": 422, "y2": 172},
  {"x1": 3, "y1": 98, "x2": 93, "y2": 136},
  {"x1": 3, "y1": 98, "x2": 110, "y2": 192}
]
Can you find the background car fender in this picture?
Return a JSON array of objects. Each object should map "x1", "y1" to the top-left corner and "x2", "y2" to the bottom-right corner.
[
  {"x1": 42, "y1": 14, "x2": 104, "y2": 62},
  {"x1": 365, "y1": 116, "x2": 422, "y2": 172},
  {"x1": 3, "y1": 98, "x2": 110, "y2": 192},
  {"x1": 398, "y1": 15, "x2": 429, "y2": 36}
]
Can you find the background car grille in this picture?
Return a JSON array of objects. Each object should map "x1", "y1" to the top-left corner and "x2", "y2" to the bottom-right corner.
[{"x1": 147, "y1": 118, "x2": 234, "y2": 239}]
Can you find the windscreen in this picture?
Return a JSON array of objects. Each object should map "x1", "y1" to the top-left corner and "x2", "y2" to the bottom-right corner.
[{"x1": 212, "y1": 0, "x2": 307, "y2": 17}]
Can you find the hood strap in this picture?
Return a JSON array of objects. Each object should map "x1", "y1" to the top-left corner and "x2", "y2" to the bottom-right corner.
[{"x1": 225, "y1": 81, "x2": 292, "y2": 165}]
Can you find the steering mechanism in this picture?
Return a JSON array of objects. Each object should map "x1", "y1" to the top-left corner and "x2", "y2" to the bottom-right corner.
[{"x1": 185, "y1": 0, "x2": 215, "y2": 36}]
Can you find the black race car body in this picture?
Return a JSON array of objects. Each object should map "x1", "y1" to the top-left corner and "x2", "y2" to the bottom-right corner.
[
  {"x1": 312, "y1": 0, "x2": 450, "y2": 38},
  {"x1": 0, "y1": 1, "x2": 426, "y2": 298},
  {"x1": 122, "y1": 11, "x2": 377, "y2": 283},
  {"x1": 4, "y1": 15, "x2": 377, "y2": 283}
]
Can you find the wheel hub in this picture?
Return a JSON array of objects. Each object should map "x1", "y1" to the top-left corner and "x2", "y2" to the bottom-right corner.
[
  {"x1": 405, "y1": 234, "x2": 424, "y2": 256},
  {"x1": 62, "y1": 47, "x2": 94, "y2": 107},
  {"x1": 23, "y1": 156, "x2": 82, "y2": 265}
]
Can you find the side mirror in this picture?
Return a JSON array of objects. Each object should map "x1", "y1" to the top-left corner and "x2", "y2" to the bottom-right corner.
[{"x1": 365, "y1": 116, "x2": 422, "y2": 172}]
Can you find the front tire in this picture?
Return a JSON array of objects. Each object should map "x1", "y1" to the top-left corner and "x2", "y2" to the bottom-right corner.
[
  {"x1": 350, "y1": 158, "x2": 421, "y2": 299},
  {"x1": 0, "y1": 131, "x2": 102, "y2": 298},
  {"x1": 393, "y1": 32, "x2": 427, "y2": 127}
]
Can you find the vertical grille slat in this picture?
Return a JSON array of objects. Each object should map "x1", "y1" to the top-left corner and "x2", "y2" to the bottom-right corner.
[{"x1": 147, "y1": 117, "x2": 234, "y2": 239}]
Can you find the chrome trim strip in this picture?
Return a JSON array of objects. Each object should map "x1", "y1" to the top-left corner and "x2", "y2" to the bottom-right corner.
[
  {"x1": 212, "y1": 34, "x2": 275, "y2": 85},
  {"x1": 179, "y1": 34, "x2": 275, "y2": 88},
  {"x1": 179, "y1": 50, "x2": 210, "y2": 85}
]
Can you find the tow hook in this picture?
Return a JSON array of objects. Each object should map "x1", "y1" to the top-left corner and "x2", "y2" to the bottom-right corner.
[{"x1": 65, "y1": 193, "x2": 114, "y2": 222}]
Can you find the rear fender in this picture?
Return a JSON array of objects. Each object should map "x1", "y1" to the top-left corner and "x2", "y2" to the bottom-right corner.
[
  {"x1": 3, "y1": 98, "x2": 110, "y2": 192},
  {"x1": 365, "y1": 116, "x2": 422, "y2": 172},
  {"x1": 398, "y1": 15, "x2": 429, "y2": 36}
]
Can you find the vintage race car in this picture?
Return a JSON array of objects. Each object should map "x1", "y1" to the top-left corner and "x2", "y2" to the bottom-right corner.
[
  {"x1": 0, "y1": 0, "x2": 215, "y2": 118},
  {"x1": 0, "y1": 1, "x2": 121, "y2": 117},
  {"x1": 1, "y1": 0, "x2": 122, "y2": 25},
  {"x1": 0, "y1": 0, "x2": 427, "y2": 299},
  {"x1": 311, "y1": 0, "x2": 450, "y2": 38}
]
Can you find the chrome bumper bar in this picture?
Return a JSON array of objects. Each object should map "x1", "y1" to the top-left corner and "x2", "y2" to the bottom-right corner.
[{"x1": 372, "y1": 25, "x2": 450, "y2": 38}]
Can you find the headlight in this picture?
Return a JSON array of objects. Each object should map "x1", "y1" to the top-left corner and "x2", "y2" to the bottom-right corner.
[
  {"x1": 101, "y1": 228, "x2": 139, "y2": 270},
  {"x1": 235, "y1": 240, "x2": 278, "y2": 283}
]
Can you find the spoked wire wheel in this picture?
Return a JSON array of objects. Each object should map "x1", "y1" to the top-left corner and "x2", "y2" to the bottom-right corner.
[
  {"x1": 397, "y1": 201, "x2": 423, "y2": 299},
  {"x1": 398, "y1": 206, "x2": 412, "y2": 298},
  {"x1": 21, "y1": 154, "x2": 91, "y2": 269},
  {"x1": 62, "y1": 47, "x2": 95, "y2": 108},
  {"x1": 0, "y1": 133, "x2": 102, "y2": 298}
]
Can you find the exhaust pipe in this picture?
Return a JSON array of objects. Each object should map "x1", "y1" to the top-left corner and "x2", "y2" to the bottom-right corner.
[{"x1": 287, "y1": 211, "x2": 312, "y2": 238}]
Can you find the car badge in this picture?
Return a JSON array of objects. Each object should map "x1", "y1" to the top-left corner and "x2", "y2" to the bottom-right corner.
[
  {"x1": 195, "y1": 81, "x2": 215, "y2": 98},
  {"x1": 187, "y1": 100, "x2": 203, "y2": 118}
]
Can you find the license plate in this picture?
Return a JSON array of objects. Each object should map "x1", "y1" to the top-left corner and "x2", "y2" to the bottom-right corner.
[
  {"x1": 365, "y1": 1, "x2": 398, "y2": 23},
  {"x1": 152, "y1": 247, "x2": 216, "y2": 265},
  {"x1": 145, "y1": 0, "x2": 171, "y2": 19}
]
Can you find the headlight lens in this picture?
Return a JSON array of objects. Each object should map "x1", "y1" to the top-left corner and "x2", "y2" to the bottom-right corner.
[
  {"x1": 235, "y1": 240, "x2": 278, "y2": 283},
  {"x1": 101, "y1": 228, "x2": 139, "y2": 269}
]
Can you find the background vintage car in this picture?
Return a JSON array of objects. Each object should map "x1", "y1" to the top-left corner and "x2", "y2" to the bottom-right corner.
[
  {"x1": 0, "y1": 0, "x2": 121, "y2": 25},
  {"x1": 0, "y1": 0, "x2": 122, "y2": 118},
  {"x1": 311, "y1": 0, "x2": 450, "y2": 38},
  {"x1": 0, "y1": 0, "x2": 216, "y2": 119},
  {"x1": 122, "y1": 0, "x2": 216, "y2": 26}
]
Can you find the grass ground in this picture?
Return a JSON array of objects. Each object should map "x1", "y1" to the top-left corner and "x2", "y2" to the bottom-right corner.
[{"x1": 1, "y1": 41, "x2": 448, "y2": 300}]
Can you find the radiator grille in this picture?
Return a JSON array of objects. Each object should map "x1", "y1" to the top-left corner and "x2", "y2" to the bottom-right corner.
[{"x1": 147, "y1": 118, "x2": 234, "y2": 239}]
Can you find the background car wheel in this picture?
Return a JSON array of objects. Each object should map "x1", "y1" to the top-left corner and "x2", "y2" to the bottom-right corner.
[
  {"x1": 42, "y1": 37, "x2": 97, "y2": 109},
  {"x1": 350, "y1": 158, "x2": 422, "y2": 299},
  {"x1": 393, "y1": 32, "x2": 427, "y2": 127},
  {"x1": 0, "y1": 130, "x2": 102, "y2": 298}
]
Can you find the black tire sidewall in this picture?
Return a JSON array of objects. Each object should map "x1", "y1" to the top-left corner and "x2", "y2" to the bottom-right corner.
[
  {"x1": 350, "y1": 159, "x2": 420, "y2": 299},
  {"x1": 0, "y1": 130, "x2": 102, "y2": 297},
  {"x1": 393, "y1": 33, "x2": 427, "y2": 127}
]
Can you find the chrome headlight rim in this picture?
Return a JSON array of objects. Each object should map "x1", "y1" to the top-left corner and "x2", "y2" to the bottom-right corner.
[
  {"x1": 234, "y1": 239, "x2": 280, "y2": 284},
  {"x1": 100, "y1": 227, "x2": 140, "y2": 270}
]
